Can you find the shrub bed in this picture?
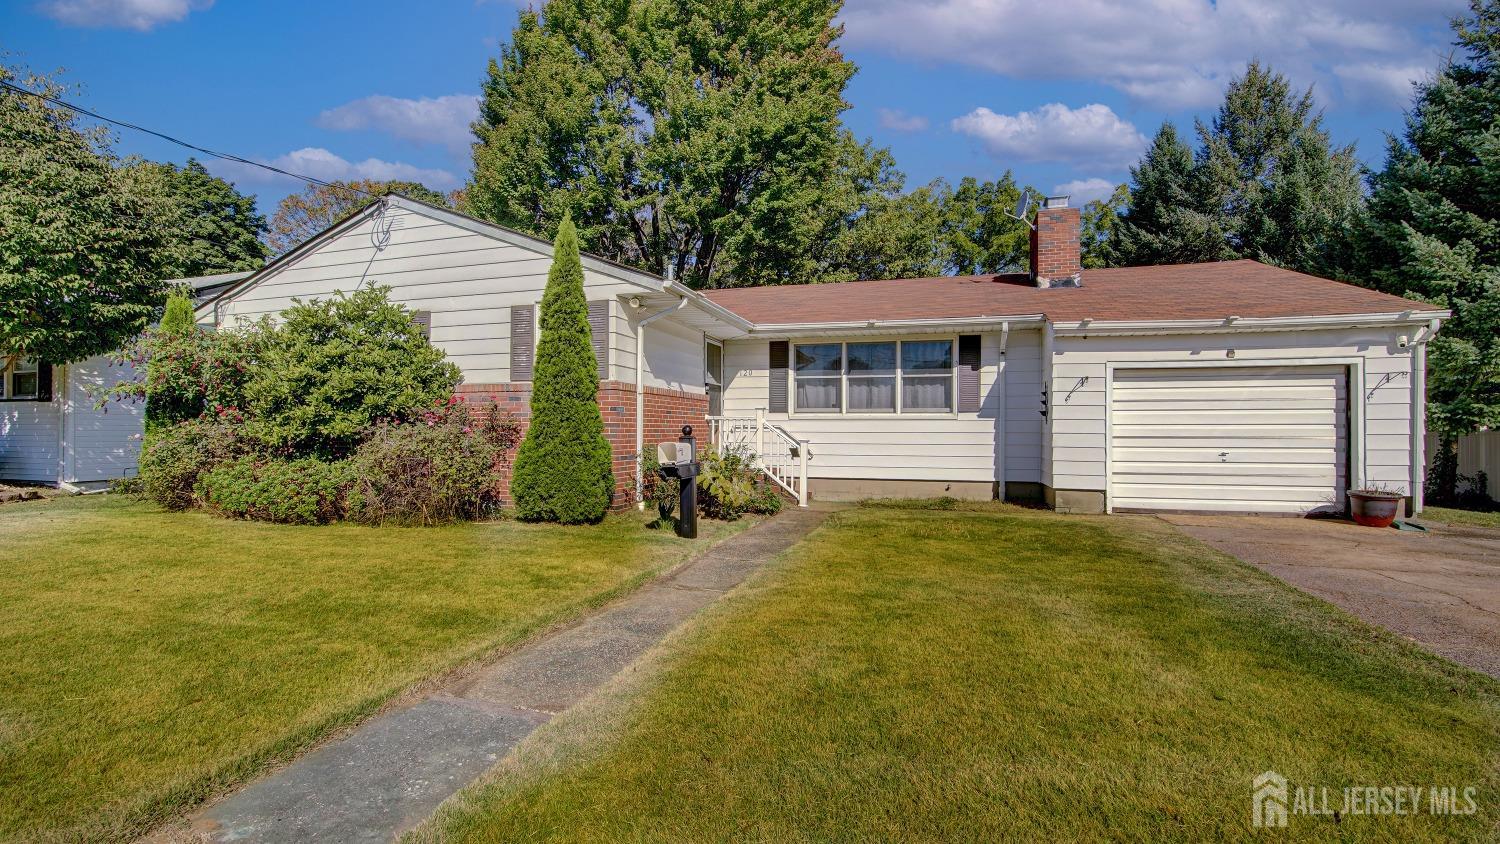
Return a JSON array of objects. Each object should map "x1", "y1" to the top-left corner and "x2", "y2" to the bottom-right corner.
[
  {"x1": 198, "y1": 457, "x2": 352, "y2": 525},
  {"x1": 346, "y1": 400, "x2": 521, "y2": 526}
]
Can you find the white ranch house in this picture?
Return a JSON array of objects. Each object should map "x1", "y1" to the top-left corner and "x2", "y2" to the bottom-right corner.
[{"x1": 3, "y1": 193, "x2": 1447, "y2": 514}]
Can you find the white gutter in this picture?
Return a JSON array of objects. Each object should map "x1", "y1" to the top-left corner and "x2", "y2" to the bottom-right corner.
[
  {"x1": 746, "y1": 314, "x2": 1047, "y2": 337},
  {"x1": 634, "y1": 294, "x2": 690, "y2": 508},
  {"x1": 1050, "y1": 310, "x2": 1450, "y2": 336}
]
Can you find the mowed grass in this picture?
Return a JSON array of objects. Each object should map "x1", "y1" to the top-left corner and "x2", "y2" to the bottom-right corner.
[
  {"x1": 1420, "y1": 506, "x2": 1500, "y2": 530},
  {"x1": 0, "y1": 494, "x2": 740, "y2": 842},
  {"x1": 418, "y1": 502, "x2": 1500, "y2": 843}
]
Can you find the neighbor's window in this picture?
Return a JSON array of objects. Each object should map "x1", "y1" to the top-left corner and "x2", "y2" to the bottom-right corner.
[
  {"x1": 6, "y1": 359, "x2": 39, "y2": 399},
  {"x1": 901, "y1": 340, "x2": 954, "y2": 411},
  {"x1": 794, "y1": 343, "x2": 843, "y2": 412},
  {"x1": 791, "y1": 339, "x2": 956, "y2": 415}
]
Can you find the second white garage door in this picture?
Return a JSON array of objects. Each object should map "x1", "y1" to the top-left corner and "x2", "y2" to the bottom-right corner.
[{"x1": 1109, "y1": 365, "x2": 1348, "y2": 514}]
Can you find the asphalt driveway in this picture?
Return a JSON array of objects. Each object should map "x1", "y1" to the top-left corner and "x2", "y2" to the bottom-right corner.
[{"x1": 1160, "y1": 513, "x2": 1500, "y2": 679}]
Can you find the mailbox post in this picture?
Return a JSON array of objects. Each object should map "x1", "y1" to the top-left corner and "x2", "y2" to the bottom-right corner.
[{"x1": 655, "y1": 425, "x2": 700, "y2": 539}]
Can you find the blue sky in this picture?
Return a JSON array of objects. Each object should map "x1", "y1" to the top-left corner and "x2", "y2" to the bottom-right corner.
[{"x1": 4, "y1": 0, "x2": 1470, "y2": 214}]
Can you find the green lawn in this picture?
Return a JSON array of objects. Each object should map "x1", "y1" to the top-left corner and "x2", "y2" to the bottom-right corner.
[
  {"x1": 0, "y1": 494, "x2": 739, "y2": 842},
  {"x1": 1420, "y1": 506, "x2": 1500, "y2": 530},
  {"x1": 417, "y1": 502, "x2": 1500, "y2": 843}
]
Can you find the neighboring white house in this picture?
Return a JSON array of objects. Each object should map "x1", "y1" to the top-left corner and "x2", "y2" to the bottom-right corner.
[
  {"x1": 13, "y1": 192, "x2": 1444, "y2": 515},
  {"x1": 0, "y1": 272, "x2": 251, "y2": 489}
]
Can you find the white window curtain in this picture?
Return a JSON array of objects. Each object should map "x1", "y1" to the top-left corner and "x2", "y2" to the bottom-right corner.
[
  {"x1": 794, "y1": 343, "x2": 842, "y2": 411},
  {"x1": 846, "y1": 342, "x2": 896, "y2": 412},
  {"x1": 901, "y1": 341, "x2": 953, "y2": 411}
]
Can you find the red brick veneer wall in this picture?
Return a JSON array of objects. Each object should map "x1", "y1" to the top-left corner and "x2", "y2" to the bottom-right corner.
[{"x1": 457, "y1": 380, "x2": 707, "y2": 512}]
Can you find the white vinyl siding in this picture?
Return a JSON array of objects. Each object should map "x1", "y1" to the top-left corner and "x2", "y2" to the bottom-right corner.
[
  {"x1": 212, "y1": 206, "x2": 642, "y2": 384},
  {"x1": 0, "y1": 380, "x2": 59, "y2": 482},
  {"x1": 1109, "y1": 366, "x2": 1348, "y2": 513},
  {"x1": 64, "y1": 356, "x2": 144, "y2": 483},
  {"x1": 722, "y1": 335, "x2": 1002, "y2": 483},
  {"x1": 1045, "y1": 327, "x2": 1419, "y2": 508}
]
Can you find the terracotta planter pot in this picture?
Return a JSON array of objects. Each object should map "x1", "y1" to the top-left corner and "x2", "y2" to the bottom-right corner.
[{"x1": 1349, "y1": 491, "x2": 1402, "y2": 528}]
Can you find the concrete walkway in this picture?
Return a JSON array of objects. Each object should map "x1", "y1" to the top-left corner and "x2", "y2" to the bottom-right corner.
[{"x1": 194, "y1": 507, "x2": 829, "y2": 843}]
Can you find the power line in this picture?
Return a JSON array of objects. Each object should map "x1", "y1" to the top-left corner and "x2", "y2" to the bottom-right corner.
[{"x1": 0, "y1": 79, "x2": 378, "y2": 199}]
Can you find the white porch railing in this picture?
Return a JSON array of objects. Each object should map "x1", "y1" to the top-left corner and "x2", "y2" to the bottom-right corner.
[{"x1": 706, "y1": 410, "x2": 810, "y2": 507}]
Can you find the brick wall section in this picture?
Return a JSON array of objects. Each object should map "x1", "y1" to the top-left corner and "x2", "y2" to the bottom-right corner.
[
  {"x1": 1029, "y1": 205, "x2": 1082, "y2": 287},
  {"x1": 457, "y1": 381, "x2": 707, "y2": 512}
]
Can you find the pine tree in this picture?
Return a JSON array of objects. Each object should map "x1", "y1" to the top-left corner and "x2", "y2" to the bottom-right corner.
[
  {"x1": 1109, "y1": 64, "x2": 1362, "y2": 275},
  {"x1": 1357, "y1": 0, "x2": 1500, "y2": 502},
  {"x1": 159, "y1": 291, "x2": 197, "y2": 335},
  {"x1": 510, "y1": 214, "x2": 614, "y2": 522},
  {"x1": 1109, "y1": 122, "x2": 1228, "y2": 266},
  {"x1": 1198, "y1": 62, "x2": 1362, "y2": 277}
]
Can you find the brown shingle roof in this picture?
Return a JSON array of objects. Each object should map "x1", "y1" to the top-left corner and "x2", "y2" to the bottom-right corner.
[{"x1": 701, "y1": 260, "x2": 1438, "y2": 325}]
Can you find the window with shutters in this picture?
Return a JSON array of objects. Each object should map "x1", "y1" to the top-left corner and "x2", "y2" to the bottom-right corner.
[
  {"x1": 790, "y1": 339, "x2": 958, "y2": 415},
  {"x1": 2, "y1": 359, "x2": 39, "y2": 400}
]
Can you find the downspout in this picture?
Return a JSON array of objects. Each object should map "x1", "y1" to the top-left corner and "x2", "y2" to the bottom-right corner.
[
  {"x1": 635, "y1": 292, "x2": 689, "y2": 508},
  {"x1": 1411, "y1": 318, "x2": 1438, "y2": 514}
]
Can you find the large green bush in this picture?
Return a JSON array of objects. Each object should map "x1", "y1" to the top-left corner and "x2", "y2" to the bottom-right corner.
[
  {"x1": 137, "y1": 419, "x2": 257, "y2": 510},
  {"x1": 243, "y1": 286, "x2": 461, "y2": 458},
  {"x1": 197, "y1": 457, "x2": 351, "y2": 525},
  {"x1": 346, "y1": 400, "x2": 521, "y2": 526},
  {"x1": 510, "y1": 215, "x2": 614, "y2": 523}
]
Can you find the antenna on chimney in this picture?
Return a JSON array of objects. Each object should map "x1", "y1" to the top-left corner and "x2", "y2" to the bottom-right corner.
[{"x1": 1008, "y1": 188, "x2": 1036, "y2": 230}]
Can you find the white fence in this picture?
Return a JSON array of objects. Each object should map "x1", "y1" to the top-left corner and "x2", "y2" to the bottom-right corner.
[{"x1": 1425, "y1": 430, "x2": 1500, "y2": 500}]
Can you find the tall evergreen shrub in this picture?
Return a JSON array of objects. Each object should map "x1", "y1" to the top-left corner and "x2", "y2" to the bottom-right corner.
[{"x1": 510, "y1": 214, "x2": 613, "y2": 522}]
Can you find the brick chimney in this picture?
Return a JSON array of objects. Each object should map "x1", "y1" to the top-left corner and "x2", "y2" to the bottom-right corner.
[{"x1": 1029, "y1": 195, "x2": 1082, "y2": 288}]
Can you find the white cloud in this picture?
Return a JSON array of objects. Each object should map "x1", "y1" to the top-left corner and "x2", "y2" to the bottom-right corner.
[
  {"x1": 841, "y1": 0, "x2": 1466, "y2": 109},
  {"x1": 1053, "y1": 177, "x2": 1119, "y2": 206},
  {"x1": 951, "y1": 103, "x2": 1147, "y2": 169},
  {"x1": 207, "y1": 148, "x2": 459, "y2": 191},
  {"x1": 36, "y1": 0, "x2": 212, "y2": 30},
  {"x1": 316, "y1": 94, "x2": 480, "y2": 152},
  {"x1": 877, "y1": 108, "x2": 929, "y2": 132},
  {"x1": 1333, "y1": 62, "x2": 1430, "y2": 106}
]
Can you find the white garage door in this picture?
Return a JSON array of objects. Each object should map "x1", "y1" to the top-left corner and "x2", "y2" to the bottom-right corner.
[{"x1": 1109, "y1": 366, "x2": 1348, "y2": 514}]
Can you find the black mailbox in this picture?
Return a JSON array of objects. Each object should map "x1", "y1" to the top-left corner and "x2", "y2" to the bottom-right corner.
[{"x1": 656, "y1": 426, "x2": 700, "y2": 538}]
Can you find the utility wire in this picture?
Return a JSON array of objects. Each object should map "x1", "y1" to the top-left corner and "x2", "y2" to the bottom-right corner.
[{"x1": 0, "y1": 79, "x2": 378, "y2": 199}]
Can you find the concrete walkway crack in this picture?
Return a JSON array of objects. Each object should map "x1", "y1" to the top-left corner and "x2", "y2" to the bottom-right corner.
[{"x1": 189, "y1": 507, "x2": 828, "y2": 843}]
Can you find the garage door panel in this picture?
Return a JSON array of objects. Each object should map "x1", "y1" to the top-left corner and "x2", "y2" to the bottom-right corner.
[
  {"x1": 1109, "y1": 366, "x2": 1347, "y2": 514},
  {"x1": 1115, "y1": 446, "x2": 1342, "y2": 464},
  {"x1": 1112, "y1": 482, "x2": 1344, "y2": 504},
  {"x1": 1113, "y1": 409, "x2": 1341, "y2": 426},
  {"x1": 1113, "y1": 462, "x2": 1339, "y2": 479},
  {"x1": 1116, "y1": 428, "x2": 1350, "y2": 449}
]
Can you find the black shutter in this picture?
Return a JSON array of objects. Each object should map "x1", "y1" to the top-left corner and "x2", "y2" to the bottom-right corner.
[
  {"x1": 510, "y1": 305, "x2": 535, "y2": 381},
  {"x1": 958, "y1": 335, "x2": 980, "y2": 412},
  {"x1": 35, "y1": 361, "x2": 52, "y2": 403},
  {"x1": 410, "y1": 310, "x2": 432, "y2": 339},
  {"x1": 587, "y1": 300, "x2": 609, "y2": 381},
  {"x1": 768, "y1": 340, "x2": 789, "y2": 413}
]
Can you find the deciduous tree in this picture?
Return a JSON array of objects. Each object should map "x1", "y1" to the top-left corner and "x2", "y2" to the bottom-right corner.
[
  {"x1": 0, "y1": 65, "x2": 167, "y2": 363},
  {"x1": 267, "y1": 180, "x2": 451, "y2": 255}
]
